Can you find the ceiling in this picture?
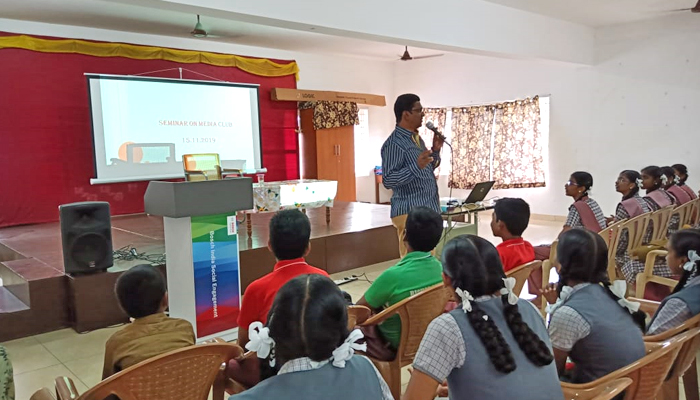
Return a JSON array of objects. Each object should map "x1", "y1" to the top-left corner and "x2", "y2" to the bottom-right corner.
[
  {"x1": 482, "y1": 0, "x2": 697, "y2": 27},
  {"x1": 0, "y1": 0, "x2": 444, "y2": 61}
]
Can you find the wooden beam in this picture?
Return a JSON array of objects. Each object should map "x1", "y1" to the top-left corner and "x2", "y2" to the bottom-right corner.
[{"x1": 271, "y1": 88, "x2": 386, "y2": 106}]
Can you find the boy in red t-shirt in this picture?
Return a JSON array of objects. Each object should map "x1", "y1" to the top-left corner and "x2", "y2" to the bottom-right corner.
[
  {"x1": 237, "y1": 209, "x2": 328, "y2": 348},
  {"x1": 230, "y1": 209, "x2": 328, "y2": 387},
  {"x1": 490, "y1": 198, "x2": 535, "y2": 272}
]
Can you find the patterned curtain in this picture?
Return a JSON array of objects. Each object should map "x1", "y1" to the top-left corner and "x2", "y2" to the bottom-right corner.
[
  {"x1": 418, "y1": 108, "x2": 447, "y2": 144},
  {"x1": 449, "y1": 106, "x2": 495, "y2": 189},
  {"x1": 492, "y1": 97, "x2": 545, "y2": 189},
  {"x1": 298, "y1": 101, "x2": 359, "y2": 130}
]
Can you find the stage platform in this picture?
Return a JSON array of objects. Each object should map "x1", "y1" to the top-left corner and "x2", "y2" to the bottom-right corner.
[{"x1": 0, "y1": 202, "x2": 398, "y2": 341}]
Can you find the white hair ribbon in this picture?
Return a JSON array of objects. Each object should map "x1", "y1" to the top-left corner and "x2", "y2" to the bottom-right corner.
[
  {"x1": 545, "y1": 285, "x2": 573, "y2": 315},
  {"x1": 500, "y1": 277, "x2": 519, "y2": 305},
  {"x1": 636, "y1": 178, "x2": 644, "y2": 189},
  {"x1": 331, "y1": 329, "x2": 366, "y2": 368},
  {"x1": 455, "y1": 287, "x2": 474, "y2": 313},
  {"x1": 610, "y1": 280, "x2": 641, "y2": 314},
  {"x1": 674, "y1": 175, "x2": 681, "y2": 185},
  {"x1": 246, "y1": 321, "x2": 276, "y2": 366},
  {"x1": 683, "y1": 250, "x2": 700, "y2": 272},
  {"x1": 661, "y1": 175, "x2": 669, "y2": 185}
]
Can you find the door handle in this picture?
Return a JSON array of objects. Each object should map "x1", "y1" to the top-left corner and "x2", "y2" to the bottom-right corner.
[{"x1": 337, "y1": 145, "x2": 340, "y2": 157}]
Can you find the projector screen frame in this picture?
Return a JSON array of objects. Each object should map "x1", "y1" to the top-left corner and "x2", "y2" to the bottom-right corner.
[{"x1": 84, "y1": 73, "x2": 264, "y2": 185}]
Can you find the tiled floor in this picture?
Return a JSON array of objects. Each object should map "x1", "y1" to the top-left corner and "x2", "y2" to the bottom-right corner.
[{"x1": 6, "y1": 214, "x2": 677, "y2": 400}]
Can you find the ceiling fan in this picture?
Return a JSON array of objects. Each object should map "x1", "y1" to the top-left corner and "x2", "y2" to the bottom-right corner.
[
  {"x1": 190, "y1": 15, "x2": 222, "y2": 38},
  {"x1": 667, "y1": 0, "x2": 700, "y2": 13},
  {"x1": 398, "y1": 46, "x2": 444, "y2": 61}
]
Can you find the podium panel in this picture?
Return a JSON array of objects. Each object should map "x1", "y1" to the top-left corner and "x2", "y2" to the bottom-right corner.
[{"x1": 146, "y1": 178, "x2": 252, "y2": 342}]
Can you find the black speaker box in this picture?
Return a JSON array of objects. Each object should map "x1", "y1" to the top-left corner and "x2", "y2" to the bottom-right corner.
[{"x1": 59, "y1": 201, "x2": 113, "y2": 274}]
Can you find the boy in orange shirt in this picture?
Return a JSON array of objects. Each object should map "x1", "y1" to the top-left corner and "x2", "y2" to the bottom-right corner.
[{"x1": 490, "y1": 198, "x2": 535, "y2": 272}]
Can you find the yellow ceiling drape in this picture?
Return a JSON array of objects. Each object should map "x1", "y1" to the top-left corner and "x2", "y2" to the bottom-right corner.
[{"x1": 0, "y1": 34, "x2": 300, "y2": 80}]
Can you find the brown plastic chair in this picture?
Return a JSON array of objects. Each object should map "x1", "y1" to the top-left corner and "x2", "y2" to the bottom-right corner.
[
  {"x1": 644, "y1": 312, "x2": 700, "y2": 400},
  {"x1": 30, "y1": 388, "x2": 56, "y2": 400},
  {"x1": 601, "y1": 219, "x2": 625, "y2": 281},
  {"x1": 688, "y1": 198, "x2": 700, "y2": 227},
  {"x1": 562, "y1": 377, "x2": 632, "y2": 400},
  {"x1": 560, "y1": 328, "x2": 697, "y2": 400},
  {"x1": 182, "y1": 153, "x2": 242, "y2": 181},
  {"x1": 347, "y1": 305, "x2": 371, "y2": 329},
  {"x1": 540, "y1": 240, "x2": 558, "y2": 316},
  {"x1": 673, "y1": 201, "x2": 694, "y2": 228},
  {"x1": 55, "y1": 342, "x2": 242, "y2": 400},
  {"x1": 506, "y1": 260, "x2": 542, "y2": 297},
  {"x1": 359, "y1": 283, "x2": 449, "y2": 400},
  {"x1": 635, "y1": 250, "x2": 677, "y2": 298}
]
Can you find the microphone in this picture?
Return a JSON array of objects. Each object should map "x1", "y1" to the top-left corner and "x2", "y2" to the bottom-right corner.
[{"x1": 425, "y1": 121, "x2": 451, "y2": 147}]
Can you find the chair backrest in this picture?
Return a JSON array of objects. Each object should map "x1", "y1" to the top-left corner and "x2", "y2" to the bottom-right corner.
[
  {"x1": 68, "y1": 343, "x2": 242, "y2": 400},
  {"x1": 674, "y1": 201, "x2": 694, "y2": 228},
  {"x1": 601, "y1": 219, "x2": 625, "y2": 280},
  {"x1": 561, "y1": 377, "x2": 633, "y2": 400},
  {"x1": 622, "y1": 212, "x2": 650, "y2": 250},
  {"x1": 650, "y1": 206, "x2": 674, "y2": 241},
  {"x1": 561, "y1": 328, "x2": 694, "y2": 400},
  {"x1": 644, "y1": 313, "x2": 700, "y2": 381},
  {"x1": 347, "y1": 305, "x2": 371, "y2": 330},
  {"x1": 394, "y1": 283, "x2": 449, "y2": 365},
  {"x1": 182, "y1": 153, "x2": 222, "y2": 181},
  {"x1": 689, "y1": 198, "x2": 700, "y2": 226},
  {"x1": 506, "y1": 260, "x2": 542, "y2": 297},
  {"x1": 30, "y1": 388, "x2": 55, "y2": 400}
]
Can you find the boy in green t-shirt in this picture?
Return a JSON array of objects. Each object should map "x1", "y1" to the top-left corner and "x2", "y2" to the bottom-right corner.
[{"x1": 358, "y1": 206, "x2": 444, "y2": 360}]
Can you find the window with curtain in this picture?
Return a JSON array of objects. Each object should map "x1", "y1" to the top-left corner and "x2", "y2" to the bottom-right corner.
[{"x1": 444, "y1": 96, "x2": 547, "y2": 190}]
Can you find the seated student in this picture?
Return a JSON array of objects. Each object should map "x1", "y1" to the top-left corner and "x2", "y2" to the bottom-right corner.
[
  {"x1": 608, "y1": 170, "x2": 652, "y2": 270},
  {"x1": 641, "y1": 165, "x2": 676, "y2": 211},
  {"x1": 663, "y1": 166, "x2": 693, "y2": 205},
  {"x1": 237, "y1": 209, "x2": 329, "y2": 348},
  {"x1": 103, "y1": 264, "x2": 195, "y2": 379},
  {"x1": 542, "y1": 229, "x2": 646, "y2": 383},
  {"x1": 533, "y1": 172, "x2": 607, "y2": 294},
  {"x1": 357, "y1": 206, "x2": 444, "y2": 361},
  {"x1": 535, "y1": 172, "x2": 606, "y2": 261},
  {"x1": 403, "y1": 235, "x2": 561, "y2": 400},
  {"x1": 647, "y1": 229, "x2": 700, "y2": 335},
  {"x1": 490, "y1": 198, "x2": 535, "y2": 272},
  {"x1": 233, "y1": 274, "x2": 392, "y2": 400},
  {"x1": 673, "y1": 164, "x2": 698, "y2": 201},
  {"x1": 621, "y1": 166, "x2": 678, "y2": 299}
]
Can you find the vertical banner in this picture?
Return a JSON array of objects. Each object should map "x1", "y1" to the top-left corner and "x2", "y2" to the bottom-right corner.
[{"x1": 191, "y1": 213, "x2": 240, "y2": 338}]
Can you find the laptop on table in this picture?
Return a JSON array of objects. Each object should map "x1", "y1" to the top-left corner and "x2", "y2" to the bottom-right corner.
[{"x1": 463, "y1": 181, "x2": 496, "y2": 205}]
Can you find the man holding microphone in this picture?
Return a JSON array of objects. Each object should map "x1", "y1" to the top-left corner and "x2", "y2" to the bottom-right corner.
[{"x1": 381, "y1": 94, "x2": 445, "y2": 257}]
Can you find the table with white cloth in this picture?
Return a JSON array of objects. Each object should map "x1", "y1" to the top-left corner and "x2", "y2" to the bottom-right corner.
[{"x1": 245, "y1": 179, "x2": 338, "y2": 235}]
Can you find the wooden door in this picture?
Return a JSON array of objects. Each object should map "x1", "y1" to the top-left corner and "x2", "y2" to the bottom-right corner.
[
  {"x1": 316, "y1": 128, "x2": 338, "y2": 181},
  {"x1": 334, "y1": 126, "x2": 356, "y2": 202}
]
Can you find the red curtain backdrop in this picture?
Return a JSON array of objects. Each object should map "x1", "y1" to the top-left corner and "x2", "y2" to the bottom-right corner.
[{"x1": 0, "y1": 33, "x2": 298, "y2": 228}]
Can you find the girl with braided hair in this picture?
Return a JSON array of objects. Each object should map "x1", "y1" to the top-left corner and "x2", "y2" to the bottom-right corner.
[
  {"x1": 542, "y1": 228, "x2": 646, "y2": 384},
  {"x1": 404, "y1": 235, "x2": 561, "y2": 400},
  {"x1": 647, "y1": 229, "x2": 700, "y2": 335},
  {"x1": 234, "y1": 274, "x2": 392, "y2": 400}
]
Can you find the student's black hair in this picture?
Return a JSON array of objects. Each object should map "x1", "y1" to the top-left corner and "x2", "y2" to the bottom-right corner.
[
  {"x1": 669, "y1": 230, "x2": 700, "y2": 294},
  {"x1": 571, "y1": 171, "x2": 594, "y2": 197},
  {"x1": 115, "y1": 264, "x2": 166, "y2": 319},
  {"x1": 619, "y1": 170, "x2": 642, "y2": 200},
  {"x1": 405, "y1": 206, "x2": 444, "y2": 252},
  {"x1": 661, "y1": 166, "x2": 676, "y2": 186},
  {"x1": 269, "y1": 209, "x2": 311, "y2": 260},
  {"x1": 493, "y1": 198, "x2": 531, "y2": 237},
  {"x1": 441, "y1": 235, "x2": 553, "y2": 373},
  {"x1": 262, "y1": 274, "x2": 349, "y2": 379},
  {"x1": 641, "y1": 166, "x2": 663, "y2": 190},
  {"x1": 672, "y1": 164, "x2": 689, "y2": 184},
  {"x1": 394, "y1": 93, "x2": 420, "y2": 124},
  {"x1": 556, "y1": 229, "x2": 646, "y2": 331}
]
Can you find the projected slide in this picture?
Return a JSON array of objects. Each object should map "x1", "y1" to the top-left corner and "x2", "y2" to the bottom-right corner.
[{"x1": 87, "y1": 75, "x2": 262, "y2": 184}]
